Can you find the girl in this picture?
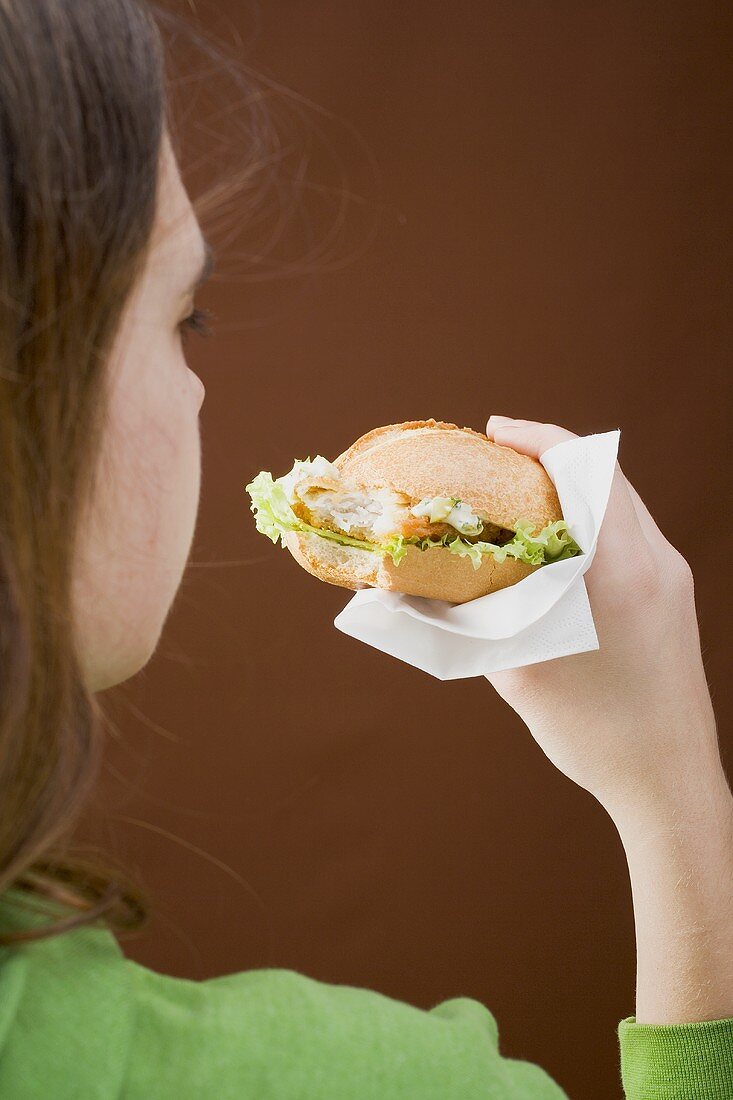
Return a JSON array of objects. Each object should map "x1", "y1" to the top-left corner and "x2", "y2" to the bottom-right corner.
[{"x1": 0, "y1": 3, "x2": 730, "y2": 1097}]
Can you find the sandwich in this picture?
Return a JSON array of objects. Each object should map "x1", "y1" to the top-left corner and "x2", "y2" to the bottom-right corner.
[{"x1": 245, "y1": 419, "x2": 580, "y2": 604}]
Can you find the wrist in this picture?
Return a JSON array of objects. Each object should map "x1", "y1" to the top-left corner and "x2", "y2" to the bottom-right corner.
[
  {"x1": 599, "y1": 726, "x2": 729, "y2": 847},
  {"x1": 614, "y1": 766, "x2": 733, "y2": 1024},
  {"x1": 617, "y1": 770, "x2": 733, "y2": 863}
]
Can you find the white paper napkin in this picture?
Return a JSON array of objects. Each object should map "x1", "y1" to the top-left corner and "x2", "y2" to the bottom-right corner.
[{"x1": 333, "y1": 430, "x2": 620, "y2": 680}]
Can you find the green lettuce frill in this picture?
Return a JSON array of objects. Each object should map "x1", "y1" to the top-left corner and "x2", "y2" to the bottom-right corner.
[{"x1": 245, "y1": 470, "x2": 581, "y2": 571}]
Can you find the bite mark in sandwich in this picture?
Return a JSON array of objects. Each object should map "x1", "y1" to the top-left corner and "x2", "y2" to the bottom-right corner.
[{"x1": 245, "y1": 419, "x2": 581, "y2": 604}]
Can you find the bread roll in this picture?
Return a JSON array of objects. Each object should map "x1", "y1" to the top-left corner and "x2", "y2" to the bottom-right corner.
[{"x1": 282, "y1": 419, "x2": 563, "y2": 604}]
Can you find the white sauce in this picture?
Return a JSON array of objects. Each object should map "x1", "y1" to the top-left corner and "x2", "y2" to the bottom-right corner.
[
  {"x1": 276, "y1": 461, "x2": 484, "y2": 539},
  {"x1": 410, "y1": 496, "x2": 483, "y2": 535}
]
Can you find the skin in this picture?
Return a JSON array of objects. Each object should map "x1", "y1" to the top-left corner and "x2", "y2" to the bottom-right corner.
[
  {"x1": 71, "y1": 134, "x2": 732, "y2": 1030},
  {"x1": 485, "y1": 416, "x2": 733, "y2": 1025},
  {"x1": 72, "y1": 132, "x2": 209, "y2": 692}
]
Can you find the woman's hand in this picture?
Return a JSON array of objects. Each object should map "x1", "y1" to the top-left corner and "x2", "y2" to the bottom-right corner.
[
  {"x1": 483, "y1": 416, "x2": 733, "y2": 1026},
  {"x1": 483, "y1": 415, "x2": 723, "y2": 827}
]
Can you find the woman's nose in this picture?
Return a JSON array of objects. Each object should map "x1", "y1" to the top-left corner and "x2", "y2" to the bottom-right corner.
[{"x1": 191, "y1": 370, "x2": 205, "y2": 408}]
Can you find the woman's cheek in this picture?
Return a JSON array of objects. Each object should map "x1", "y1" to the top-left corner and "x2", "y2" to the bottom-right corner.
[{"x1": 83, "y1": 345, "x2": 202, "y2": 683}]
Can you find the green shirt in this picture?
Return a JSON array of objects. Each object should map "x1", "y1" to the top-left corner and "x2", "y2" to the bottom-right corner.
[{"x1": 0, "y1": 889, "x2": 731, "y2": 1099}]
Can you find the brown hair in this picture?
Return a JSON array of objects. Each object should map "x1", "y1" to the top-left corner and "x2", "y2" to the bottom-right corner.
[
  {"x1": 0, "y1": 0, "x2": 174, "y2": 945},
  {"x1": 0, "y1": 0, "x2": 371, "y2": 947},
  {"x1": 0, "y1": 0, "x2": 271, "y2": 946}
]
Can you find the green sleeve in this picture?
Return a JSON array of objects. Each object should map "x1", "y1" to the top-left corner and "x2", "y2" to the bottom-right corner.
[
  {"x1": 618, "y1": 1015, "x2": 733, "y2": 1099},
  {"x1": 123, "y1": 960, "x2": 568, "y2": 1099}
]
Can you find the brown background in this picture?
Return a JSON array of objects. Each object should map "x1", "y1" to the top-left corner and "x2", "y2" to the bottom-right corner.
[{"x1": 93, "y1": 4, "x2": 731, "y2": 1098}]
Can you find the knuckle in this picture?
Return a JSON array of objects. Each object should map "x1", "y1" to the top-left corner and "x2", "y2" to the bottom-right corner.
[
  {"x1": 630, "y1": 550, "x2": 663, "y2": 601},
  {"x1": 627, "y1": 546, "x2": 694, "y2": 606},
  {"x1": 666, "y1": 549, "x2": 695, "y2": 593}
]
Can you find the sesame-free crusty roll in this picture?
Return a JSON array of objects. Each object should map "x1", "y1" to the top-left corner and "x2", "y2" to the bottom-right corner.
[{"x1": 246, "y1": 419, "x2": 580, "y2": 605}]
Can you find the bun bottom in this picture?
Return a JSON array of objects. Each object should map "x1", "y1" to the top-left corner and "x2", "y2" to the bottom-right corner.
[{"x1": 284, "y1": 530, "x2": 536, "y2": 603}]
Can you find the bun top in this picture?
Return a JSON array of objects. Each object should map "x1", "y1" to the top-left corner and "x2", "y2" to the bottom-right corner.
[{"x1": 334, "y1": 419, "x2": 562, "y2": 532}]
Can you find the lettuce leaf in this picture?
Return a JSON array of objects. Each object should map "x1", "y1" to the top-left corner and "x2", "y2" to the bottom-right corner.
[
  {"x1": 245, "y1": 471, "x2": 408, "y2": 564},
  {"x1": 407, "y1": 519, "x2": 580, "y2": 569},
  {"x1": 245, "y1": 470, "x2": 581, "y2": 571}
]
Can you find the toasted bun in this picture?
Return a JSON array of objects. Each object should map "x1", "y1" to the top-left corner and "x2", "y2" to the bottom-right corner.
[
  {"x1": 282, "y1": 420, "x2": 561, "y2": 604},
  {"x1": 334, "y1": 418, "x2": 561, "y2": 532},
  {"x1": 284, "y1": 530, "x2": 536, "y2": 603}
]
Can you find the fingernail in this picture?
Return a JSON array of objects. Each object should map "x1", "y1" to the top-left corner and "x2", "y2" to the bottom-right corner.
[{"x1": 487, "y1": 415, "x2": 516, "y2": 424}]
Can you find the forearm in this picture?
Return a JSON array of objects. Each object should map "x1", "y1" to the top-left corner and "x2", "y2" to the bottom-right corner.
[{"x1": 612, "y1": 754, "x2": 733, "y2": 1025}]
